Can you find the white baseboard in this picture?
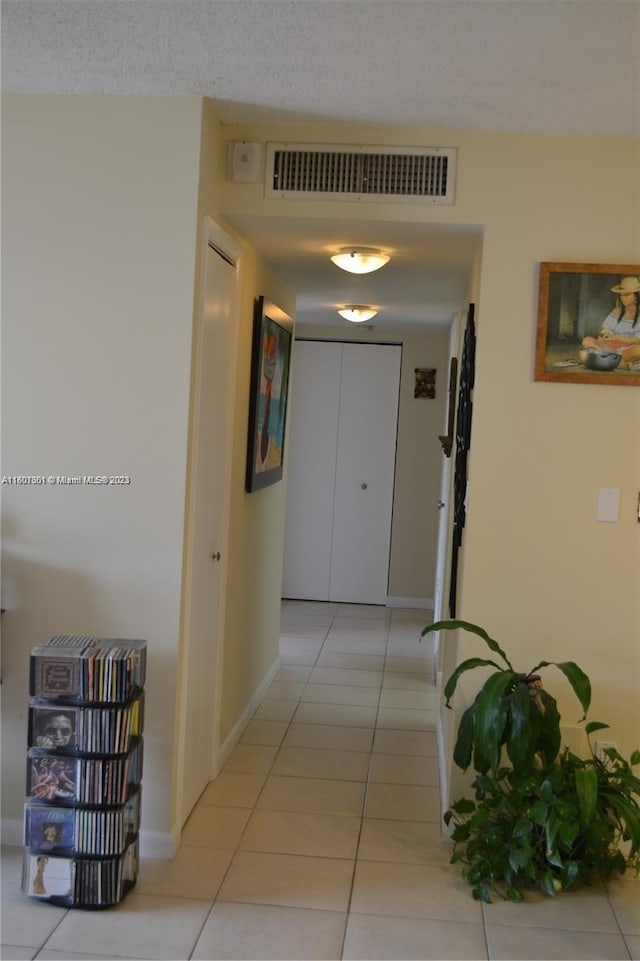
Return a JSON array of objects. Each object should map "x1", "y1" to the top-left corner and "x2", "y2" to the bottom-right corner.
[
  {"x1": 386, "y1": 596, "x2": 433, "y2": 609},
  {"x1": 217, "y1": 654, "x2": 282, "y2": 770},
  {"x1": 139, "y1": 827, "x2": 180, "y2": 859},
  {"x1": 436, "y1": 709, "x2": 452, "y2": 841},
  {"x1": 1, "y1": 818, "x2": 23, "y2": 847}
]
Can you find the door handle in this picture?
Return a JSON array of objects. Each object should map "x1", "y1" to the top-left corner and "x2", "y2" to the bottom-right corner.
[
  {"x1": 211, "y1": 552, "x2": 221, "y2": 562},
  {"x1": 436, "y1": 500, "x2": 445, "y2": 510}
]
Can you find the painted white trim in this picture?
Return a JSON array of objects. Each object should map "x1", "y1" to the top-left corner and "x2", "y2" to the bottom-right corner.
[
  {"x1": 1, "y1": 819, "x2": 23, "y2": 847},
  {"x1": 139, "y1": 826, "x2": 180, "y2": 859},
  {"x1": 217, "y1": 655, "x2": 282, "y2": 769},
  {"x1": 174, "y1": 215, "x2": 242, "y2": 827},
  {"x1": 436, "y1": 697, "x2": 453, "y2": 840},
  {"x1": 386, "y1": 596, "x2": 433, "y2": 609},
  {"x1": 204, "y1": 216, "x2": 242, "y2": 783}
]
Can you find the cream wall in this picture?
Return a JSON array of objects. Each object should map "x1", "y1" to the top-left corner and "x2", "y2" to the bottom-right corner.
[
  {"x1": 298, "y1": 324, "x2": 451, "y2": 602},
  {"x1": 219, "y1": 123, "x2": 640, "y2": 773},
  {"x1": 1, "y1": 96, "x2": 296, "y2": 852},
  {"x1": 1, "y1": 95, "x2": 203, "y2": 841},
  {"x1": 2, "y1": 101, "x2": 637, "y2": 851},
  {"x1": 181, "y1": 98, "x2": 296, "y2": 753},
  {"x1": 217, "y1": 253, "x2": 295, "y2": 744}
]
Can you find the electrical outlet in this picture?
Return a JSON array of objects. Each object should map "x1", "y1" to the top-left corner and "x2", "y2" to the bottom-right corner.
[{"x1": 595, "y1": 740, "x2": 617, "y2": 760}]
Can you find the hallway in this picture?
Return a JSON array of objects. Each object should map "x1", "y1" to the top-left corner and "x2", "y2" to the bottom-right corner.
[{"x1": 1, "y1": 602, "x2": 638, "y2": 960}]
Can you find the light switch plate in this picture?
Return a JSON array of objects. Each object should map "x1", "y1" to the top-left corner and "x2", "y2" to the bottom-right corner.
[{"x1": 597, "y1": 487, "x2": 619, "y2": 522}]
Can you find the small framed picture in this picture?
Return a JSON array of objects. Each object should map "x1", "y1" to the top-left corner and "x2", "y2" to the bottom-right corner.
[
  {"x1": 414, "y1": 367, "x2": 436, "y2": 398},
  {"x1": 535, "y1": 262, "x2": 640, "y2": 385},
  {"x1": 245, "y1": 296, "x2": 293, "y2": 492}
]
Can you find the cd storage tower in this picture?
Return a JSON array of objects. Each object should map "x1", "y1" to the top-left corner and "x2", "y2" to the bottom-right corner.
[{"x1": 23, "y1": 636, "x2": 146, "y2": 907}]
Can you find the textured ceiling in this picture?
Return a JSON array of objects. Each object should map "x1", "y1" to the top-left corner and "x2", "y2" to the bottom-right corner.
[
  {"x1": 3, "y1": 0, "x2": 638, "y2": 330},
  {"x1": 3, "y1": 0, "x2": 639, "y2": 136}
]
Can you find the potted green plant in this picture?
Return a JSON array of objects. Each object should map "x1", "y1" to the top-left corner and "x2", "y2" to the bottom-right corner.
[{"x1": 422, "y1": 619, "x2": 640, "y2": 902}]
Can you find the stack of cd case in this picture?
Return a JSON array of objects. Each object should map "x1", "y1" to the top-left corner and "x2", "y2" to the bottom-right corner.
[
  {"x1": 22, "y1": 635, "x2": 146, "y2": 908},
  {"x1": 30, "y1": 635, "x2": 146, "y2": 702},
  {"x1": 22, "y1": 839, "x2": 139, "y2": 907}
]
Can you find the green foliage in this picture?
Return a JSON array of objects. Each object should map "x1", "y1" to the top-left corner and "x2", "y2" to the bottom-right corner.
[
  {"x1": 425, "y1": 619, "x2": 640, "y2": 901},
  {"x1": 422, "y1": 619, "x2": 591, "y2": 774},
  {"x1": 444, "y1": 748, "x2": 640, "y2": 903}
]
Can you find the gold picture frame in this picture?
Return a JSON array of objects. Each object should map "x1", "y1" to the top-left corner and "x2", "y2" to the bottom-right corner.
[{"x1": 535, "y1": 262, "x2": 640, "y2": 386}]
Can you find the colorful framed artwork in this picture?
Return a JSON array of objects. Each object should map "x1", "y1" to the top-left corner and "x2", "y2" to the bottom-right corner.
[
  {"x1": 245, "y1": 296, "x2": 293, "y2": 492},
  {"x1": 535, "y1": 262, "x2": 640, "y2": 386}
]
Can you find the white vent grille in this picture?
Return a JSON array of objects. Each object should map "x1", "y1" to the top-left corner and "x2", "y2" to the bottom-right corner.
[{"x1": 266, "y1": 143, "x2": 456, "y2": 204}]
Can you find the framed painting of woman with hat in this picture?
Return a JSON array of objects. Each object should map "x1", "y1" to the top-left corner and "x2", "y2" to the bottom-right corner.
[{"x1": 535, "y1": 262, "x2": 640, "y2": 385}]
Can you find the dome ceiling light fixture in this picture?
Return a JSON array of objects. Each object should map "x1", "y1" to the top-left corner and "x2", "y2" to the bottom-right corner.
[
  {"x1": 330, "y1": 247, "x2": 390, "y2": 274},
  {"x1": 338, "y1": 305, "x2": 378, "y2": 324}
]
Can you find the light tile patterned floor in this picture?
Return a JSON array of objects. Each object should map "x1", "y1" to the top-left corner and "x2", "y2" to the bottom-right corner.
[{"x1": 2, "y1": 601, "x2": 638, "y2": 960}]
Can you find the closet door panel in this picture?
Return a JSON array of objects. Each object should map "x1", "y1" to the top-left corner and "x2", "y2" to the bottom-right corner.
[
  {"x1": 282, "y1": 341, "x2": 342, "y2": 600},
  {"x1": 329, "y1": 343, "x2": 401, "y2": 604}
]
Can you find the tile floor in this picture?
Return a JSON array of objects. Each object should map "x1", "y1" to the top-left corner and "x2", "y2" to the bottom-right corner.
[{"x1": 2, "y1": 601, "x2": 638, "y2": 960}]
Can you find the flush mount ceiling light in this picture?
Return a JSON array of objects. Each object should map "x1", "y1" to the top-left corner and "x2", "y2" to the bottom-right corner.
[
  {"x1": 338, "y1": 305, "x2": 378, "y2": 323},
  {"x1": 330, "y1": 247, "x2": 390, "y2": 274}
]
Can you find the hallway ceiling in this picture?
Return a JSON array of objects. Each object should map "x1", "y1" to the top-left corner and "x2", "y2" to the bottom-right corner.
[
  {"x1": 226, "y1": 215, "x2": 482, "y2": 329},
  {"x1": 3, "y1": 0, "x2": 637, "y2": 330}
]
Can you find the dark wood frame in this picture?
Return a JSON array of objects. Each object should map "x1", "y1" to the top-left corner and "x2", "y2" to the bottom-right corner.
[
  {"x1": 438, "y1": 356, "x2": 458, "y2": 457},
  {"x1": 245, "y1": 296, "x2": 293, "y2": 492},
  {"x1": 535, "y1": 262, "x2": 640, "y2": 386},
  {"x1": 449, "y1": 305, "x2": 475, "y2": 618}
]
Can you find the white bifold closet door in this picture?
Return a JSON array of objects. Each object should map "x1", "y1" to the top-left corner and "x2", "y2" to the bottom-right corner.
[{"x1": 283, "y1": 340, "x2": 401, "y2": 605}]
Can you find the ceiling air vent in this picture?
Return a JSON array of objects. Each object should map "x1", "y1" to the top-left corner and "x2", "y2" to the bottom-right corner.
[{"x1": 266, "y1": 143, "x2": 456, "y2": 204}]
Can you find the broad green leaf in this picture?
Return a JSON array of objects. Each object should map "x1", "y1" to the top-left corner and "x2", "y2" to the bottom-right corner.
[
  {"x1": 531, "y1": 660, "x2": 591, "y2": 718},
  {"x1": 473, "y1": 804, "x2": 492, "y2": 827},
  {"x1": 536, "y1": 690, "x2": 562, "y2": 767},
  {"x1": 473, "y1": 741, "x2": 491, "y2": 775},
  {"x1": 509, "y1": 847, "x2": 532, "y2": 871},
  {"x1": 512, "y1": 817, "x2": 533, "y2": 839},
  {"x1": 451, "y1": 824, "x2": 471, "y2": 842},
  {"x1": 540, "y1": 779, "x2": 554, "y2": 803},
  {"x1": 604, "y1": 794, "x2": 640, "y2": 850},
  {"x1": 443, "y1": 657, "x2": 505, "y2": 706},
  {"x1": 631, "y1": 749, "x2": 640, "y2": 766},
  {"x1": 472, "y1": 884, "x2": 492, "y2": 903},
  {"x1": 422, "y1": 619, "x2": 513, "y2": 669},
  {"x1": 575, "y1": 765, "x2": 598, "y2": 824},
  {"x1": 585, "y1": 721, "x2": 610, "y2": 735},
  {"x1": 505, "y1": 682, "x2": 533, "y2": 770},
  {"x1": 558, "y1": 821, "x2": 580, "y2": 848},
  {"x1": 530, "y1": 801, "x2": 549, "y2": 825},
  {"x1": 451, "y1": 797, "x2": 476, "y2": 814},
  {"x1": 545, "y1": 812, "x2": 561, "y2": 855},
  {"x1": 563, "y1": 861, "x2": 580, "y2": 888},
  {"x1": 453, "y1": 701, "x2": 476, "y2": 771},
  {"x1": 546, "y1": 847, "x2": 564, "y2": 869},
  {"x1": 473, "y1": 671, "x2": 516, "y2": 771},
  {"x1": 540, "y1": 870, "x2": 558, "y2": 897}
]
